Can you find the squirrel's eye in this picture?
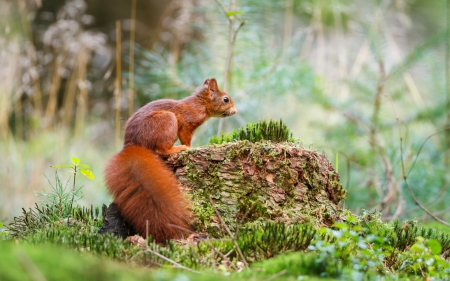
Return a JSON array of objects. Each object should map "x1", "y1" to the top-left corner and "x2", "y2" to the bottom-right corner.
[{"x1": 223, "y1": 97, "x2": 229, "y2": 103}]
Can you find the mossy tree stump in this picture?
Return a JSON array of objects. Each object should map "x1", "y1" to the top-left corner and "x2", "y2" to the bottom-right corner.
[{"x1": 100, "y1": 141, "x2": 346, "y2": 238}]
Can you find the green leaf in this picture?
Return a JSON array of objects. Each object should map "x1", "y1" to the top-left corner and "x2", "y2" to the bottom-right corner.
[
  {"x1": 333, "y1": 222, "x2": 349, "y2": 230},
  {"x1": 51, "y1": 164, "x2": 73, "y2": 169},
  {"x1": 226, "y1": 10, "x2": 244, "y2": 17},
  {"x1": 415, "y1": 236, "x2": 425, "y2": 243},
  {"x1": 411, "y1": 243, "x2": 425, "y2": 254},
  {"x1": 80, "y1": 169, "x2": 95, "y2": 180},
  {"x1": 79, "y1": 164, "x2": 91, "y2": 169},
  {"x1": 352, "y1": 225, "x2": 363, "y2": 232},
  {"x1": 0, "y1": 222, "x2": 3, "y2": 228},
  {"x1": 427, "y1": 239, "x2": 442, "y2": 255},
  {"x1": 345, "y1": 214, "x2": 357, "y2": 224},
  {"x1": 71, "y1": 157, "x2": 81, "y2": 165}
]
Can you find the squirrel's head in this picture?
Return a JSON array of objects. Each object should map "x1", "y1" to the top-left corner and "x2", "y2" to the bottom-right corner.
[{"x1": 199, "y1": 78, "x2": 237, "y2": 118}]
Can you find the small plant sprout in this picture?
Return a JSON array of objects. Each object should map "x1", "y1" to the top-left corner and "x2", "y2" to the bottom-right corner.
[
  {"x1": 51, "y1": 157, "x2": 94, "y2": 223},
  {"x1": 335, "y1": 152, "x2": 339, "y2": 173},
  {"x1": 0, "y1": 222, "x2": 9, "y2": 240}
]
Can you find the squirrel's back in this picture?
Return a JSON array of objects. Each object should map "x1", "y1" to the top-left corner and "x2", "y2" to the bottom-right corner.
[{"x1": 104, "y1": 145, "x2": 191, "y2": 243}]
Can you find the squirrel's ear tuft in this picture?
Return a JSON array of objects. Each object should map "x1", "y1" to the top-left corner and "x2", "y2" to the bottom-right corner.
[{"x1": 206, "y1": 78, "x2": 218, "y2": 92}]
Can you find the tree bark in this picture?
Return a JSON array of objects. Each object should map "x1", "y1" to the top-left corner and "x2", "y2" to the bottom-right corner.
[{"x1": 99, "y1": 141, "x2": 346, "y2": 238}]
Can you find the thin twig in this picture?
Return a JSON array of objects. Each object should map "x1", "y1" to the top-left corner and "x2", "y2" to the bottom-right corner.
[
  {"x1": 265, "y1": 269, "x2": 287, "y2": 281},
  {"x1": 214, "y1": 0, "x2": 228, "y2": 19},
  {"x1": 234, "y1": 204, "x2": 255, "y2": 239},
  {"x1": 170, "y1": 215, "x2": 238, "y2": 271},
  {"x1": 15, "y1": 249, "x2": 47, "y2": 281},
  {"x1": 428, "y1": 206, "x2": 450, "y2": 217},
  {"x1": 67, "y1": 166, "x2": 77, "y2": 225},
  {"x1": 224, "y1": 247, "x2": 235, "y2": 258},
  {"x1": 128, "y1": 0, "x2": 136, "y2": 118},
  {"x1": 388, "y1": 96, "x2": 450, "y2": 226},
  {"x1": 343, "y1": 111, "x2": 401, "y2": 216},
  {"x1": 146, "y1": 248, "x2": 201, "y2": 274},
  {"x1": 205, "y1": 241, "x2": 239, "y2": 271},
  {"x1": 146, "y1": 219, "x2": 149, "y2": 248},
  {"x1": 214, "y1": 0, "x2": 245, "y2": 135},
  {"x1": 446, "y1": 0, "x2": 450, "y2": 166},
  {"x1": 406, "y1": 127, "x2": 450, "y2": 177},
  {"x1": 232, "y1": 21, "x2": 245, "y2": 46},
  {"x1": 115, "y1": 20, "x2": 122, "y2": 150},
  {"x1": 209, "y1": 196, "x2": 249, "y2": 268},
  {"x1": 401, "y1": 183, "x2": 448, "y2": 215}
]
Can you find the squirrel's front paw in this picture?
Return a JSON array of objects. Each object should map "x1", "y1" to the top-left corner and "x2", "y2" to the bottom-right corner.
[
  {"x1": 173, "y1": 145, "x2": 190, "y2": 151},
  {"x1": 170, "y1": 145, "x2": 189, "y2": 154}
]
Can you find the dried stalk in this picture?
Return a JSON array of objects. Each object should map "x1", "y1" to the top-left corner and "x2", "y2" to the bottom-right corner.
[
  {"x1": 446, "y1": 0, "x2": 450, "y2": 167},
  {"x1": 389, "y1": 96, "x2": 450, "y2": 226},
  {"x1": 61, "y1": 59, "x2": 78, "y2": 128},
  {"x1": 214, "y1": 0, "x2": 245, "y2": 135},
  {"x1": 209, "y1": 196, "x2": 249, "y2": 269},
  {"x1": 283, "y1": 0, "x2": 293, "y2": 52},
  {"x1": 44, "y1": 58, "x2": 63, "y2": 129},
  {"x1": 115, "y1": 20, "x2": 122, "y2": 149},
  {"x1": 75, "y1": 48, "x2": 88, "y2": 137},
  {"x1": 128, "y1": 0, "x2": 136, "y2": 118},
  {"x1": 342, "y1": 111, "x2": 402, "y2": 217},
  {"x1": 145, "y1": 248, "x2": 200, "y2": 274}
]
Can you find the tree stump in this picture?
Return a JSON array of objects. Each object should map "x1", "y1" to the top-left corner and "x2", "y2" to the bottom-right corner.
[{"x1": 99, "y1": 141, "x2": 346, "y2": 238}]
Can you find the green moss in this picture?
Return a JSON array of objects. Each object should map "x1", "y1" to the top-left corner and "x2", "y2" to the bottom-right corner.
[
  {"x1": 210, "y1": 119, "x2": 295, "y2": 144},
  {"x1": 178, "y1": 141, "x2": 346, "y2": 233},
  {"x1": 240, "y1": 251, "x2": 339, "y2": 280},
  {"x1": 0, "y1": 241, "x2": 154, "y2": 281}
]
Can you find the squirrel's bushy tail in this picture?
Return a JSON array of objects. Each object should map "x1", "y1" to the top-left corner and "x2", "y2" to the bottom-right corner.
[{"x1": 104, "y1": 145, "x2": 191, "y2": 243}]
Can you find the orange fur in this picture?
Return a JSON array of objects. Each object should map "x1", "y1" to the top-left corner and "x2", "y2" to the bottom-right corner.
[
  {"x1": 104, "y1": 78, "x2": 236, "y2": 243},
  {"x1": 104, "y1": 146, "x2": 190, "y2": 243}
]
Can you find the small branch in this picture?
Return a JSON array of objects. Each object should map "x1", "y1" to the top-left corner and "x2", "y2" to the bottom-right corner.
[
  {"x1": 205, "y1": 241, "x2": 239, "y2": 271},
  {"x1": 234, "y1": 204, "x2": 255, "y2": 239},
  {"x1": 146, "y1": 248, "x2": 201, "y2": 274},
  {"x1": 446, "y1": 0, "x2": 450, "y2": 166},
  {"x1": 389, "y1": 95, "x2": 450, "y2": 226},
  {"x1": 128, "y1": 0, "x2": 136, "y2": 118},
  {"x1": 214, "y1": 0, "x2": 245, "y2": 135},
  {"x1": 214, "y1": 0, "x2": 229, "y2": 19},
  {"x1": 265, "y1": 270, "x2": 287, "y2": 281},
  {"x1": 400, "y1": 183, "x2": 448, "y2": 215},
  {"x1": 428, "y1": 206, "x2": 450, "y2": 217},
  {"x1": 209, "y1": 196, "x2": 249, "y2": 269},
  {"x1": 232, "y1": 21, "x2": 245, "y2": 45},
  {"x1": 403, "y1": 180, "x2": 450, "y2": 226},
  {"x1": 15, "y1": 249, "x2": 47, "y2": 281},
  {"x1": 115, "y1": 20, "x2": 122, "y2": 150},
  {"x1": 343, "y1": 110, "x2": 401, "y2": 216},
  {"x1": 67, "y1": 166, "x2": 77, "y2": 225},
  {"x1": 406, "y1": 127, "x2": 450, "y2": 177}
]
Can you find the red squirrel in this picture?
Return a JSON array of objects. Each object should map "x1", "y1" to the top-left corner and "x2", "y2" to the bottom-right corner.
[{"x1": 104, "y1": 78, "x2": 237, "y2": 243}]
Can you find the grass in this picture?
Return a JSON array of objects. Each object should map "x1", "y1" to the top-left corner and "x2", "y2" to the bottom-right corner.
[
  {"x1": 209, "y1": 119, "x2": 295, "y2": 144},
  {"x1": 4, "y1": 168, "x2": 450, "y2": 281},
  {"x1": 4, "y1": 198, "x2": 450, "y2": 280},
  {"x1": 0, "y1": 241, "x2": 336, "y2": 281},
  {"x1": 0, "y1": 125, "x2": 114, "y2": 222}
]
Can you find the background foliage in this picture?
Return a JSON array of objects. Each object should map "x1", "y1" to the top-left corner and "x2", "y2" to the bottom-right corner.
[{"x1": 1, "y1": 0, "x2": 449, "y2": 228}]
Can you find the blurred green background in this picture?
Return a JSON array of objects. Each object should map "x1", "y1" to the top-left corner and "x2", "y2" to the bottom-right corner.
[{"x1": 1, "y1": 0, "x2": 449, "y2": 225}]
